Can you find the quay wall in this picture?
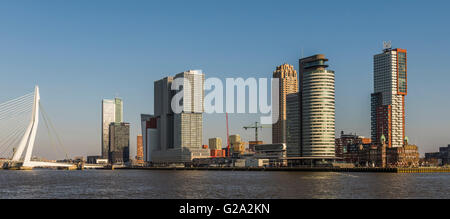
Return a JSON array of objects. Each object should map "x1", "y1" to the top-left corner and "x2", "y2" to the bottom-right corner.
[{"x1": 118, "y1": 166, "x2": 450, "y2": 173}]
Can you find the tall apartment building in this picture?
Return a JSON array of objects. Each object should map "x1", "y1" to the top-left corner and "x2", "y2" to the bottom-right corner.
[
  {"x1": 272, "y1": 64, "x2": 298, "y2": 144},
  {"x1": 371, "y1": 45, "x2": 407, "y2": 148},
  {"x1": 286, "y1": 92, "x2": 301, "y2": 157},
  {"x1": 174, "y1": 70, "x2": 204, "y2": 113},
  {"x1": 173, "y1": 71, "x2": 204, "y2": 152},
  {"x1": 298, "y1": 54, "x2": 335, "y2": 157},
  {"x1": 141, "y1": 114, "x2": 158, "y2": 163},
  {"x1": 154, "y1": 77, "x2": 175, "y2": 151},
  {"x1": 101, "y1": 98, "x2": 123, "y2": 159},
  {"x1": 108, "y1": 122, "x2": 130, "y2": 164},
  {"x1": 151, "y1": 70, "x2": 209, "y2": 163},
  {"x1": 136, "y1": 135, "x2": 144, "y2": 165}
]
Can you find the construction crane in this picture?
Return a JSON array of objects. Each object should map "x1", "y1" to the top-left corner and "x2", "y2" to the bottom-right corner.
[{"x1": 243, "y1": 122, "x2": 271, "y2": 142}]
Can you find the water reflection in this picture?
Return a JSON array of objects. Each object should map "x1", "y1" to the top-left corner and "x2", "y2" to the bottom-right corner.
[{"x1": 0, "y1": 170, "x2": 448, "y2": 199}]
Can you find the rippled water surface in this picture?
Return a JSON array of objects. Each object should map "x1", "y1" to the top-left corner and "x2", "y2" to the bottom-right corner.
[{"x1": 0, "y1": 169, "x2": 449, "y2": 198}]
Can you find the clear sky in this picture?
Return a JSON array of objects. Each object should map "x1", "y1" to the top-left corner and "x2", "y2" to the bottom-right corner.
[{"x1": 0, "y1": 0, "x2": 449, "y2": 159}]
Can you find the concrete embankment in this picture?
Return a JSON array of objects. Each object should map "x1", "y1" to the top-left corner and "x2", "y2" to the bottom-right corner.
[
  {"x1": 117, "y1": 166, "x2": 450, "y2": 173},
  {"x1": 396, "y1": 167, "x2": 450, "y2": 173},
  {"x1": 2, "y1": 166, "x2": 449, "y2": 173}
]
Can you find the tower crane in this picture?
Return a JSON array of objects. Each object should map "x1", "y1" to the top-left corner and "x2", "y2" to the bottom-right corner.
[{"x1": 243, "y1": 122, "x2": 271, "y2": 142}]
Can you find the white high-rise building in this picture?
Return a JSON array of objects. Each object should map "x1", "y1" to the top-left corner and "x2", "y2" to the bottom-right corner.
[
  {"x1": 173, "y1": 70, "x2": 205, "y2": 158},
  {"x1": 286, "y1": 55, "x2": 336, "y2": 160},
  {"x1": 174, "y1": 70, "x2": 204, "y2": 113},
  {"x1": 101, "y1": 98, "x2": 123, "y2": 158},
  {"x1": 299, "y1": 54, "x2": 335, "y2": 157},
  {"x1": 371, "y1": 45, "x2": 407, "y2": 148}
]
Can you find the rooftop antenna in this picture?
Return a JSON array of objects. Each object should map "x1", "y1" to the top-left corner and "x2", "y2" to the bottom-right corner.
[
  {"x1": 301, "y1": 48, "x2": 304, "y2": 58},
  {"x1": 383, "y1": 41, "x2": 392, "y2": 52}
]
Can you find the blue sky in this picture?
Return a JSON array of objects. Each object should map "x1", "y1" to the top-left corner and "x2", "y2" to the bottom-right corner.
[{"x1": 0, "y1": 0, "x2": 449, "y2": 158}]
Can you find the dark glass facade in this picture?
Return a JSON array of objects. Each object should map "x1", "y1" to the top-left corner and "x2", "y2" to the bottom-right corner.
[
  {"x1": 108, "y1": 122, "x2": 130, "y2": 164},
  {"x1": 398, "y1": 51, "x2": 407, "y2": 94}
]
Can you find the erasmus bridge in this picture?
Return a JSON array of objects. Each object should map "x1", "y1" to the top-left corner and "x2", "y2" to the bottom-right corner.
[{"x1": 0, "y1": 86, "x2": 74, "y2": 169}]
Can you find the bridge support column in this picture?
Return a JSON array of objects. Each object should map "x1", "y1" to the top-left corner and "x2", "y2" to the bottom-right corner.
[{"x1": 11, "y1": 86, "x2": 40, "y2": 166}]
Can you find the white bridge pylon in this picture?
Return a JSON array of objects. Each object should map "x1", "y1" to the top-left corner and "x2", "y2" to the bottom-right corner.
[{"x1": 10, "y1": 86, "x2": 72, "y2": 168}]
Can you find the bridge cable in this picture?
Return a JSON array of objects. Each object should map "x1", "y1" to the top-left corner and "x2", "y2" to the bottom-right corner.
[
  {"x1": 0, "y1": 91, "x2": 34, "y2": 160},
  {"x1": 39, "y1": 103, "x2": 69, "y2": 159},
  {"x1": 0, "y1": 101, "x2": 33, "y2": 116},
  {"x1": 0, "y1": 102, "x2": 33, "y2": 119},
  {"x1": 0, "y1": 92, "x2": 33, "y2": 108},
  {"x1": 0, "y1": 94, "x2": 34, "y2": 114},
  {"x1": 40, "y1": 106, "x2": 65, "y2": 159},
  {"x1": 0, "y1": 111, "x2": 30, "y2": 147},
  {"x1": 0, "y1": 129, "x2": 26, "y2": 158},
  {"x1": 0, "y1": 120, "x2": 29, "y2": 158},
  {"x1": 0, "y1": 111, "x2": 29, "y2": 135}
]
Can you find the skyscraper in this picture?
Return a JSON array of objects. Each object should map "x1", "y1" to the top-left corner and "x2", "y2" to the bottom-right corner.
[
  {"x1": 298, "y1": 54, "x2": 335, "y2": 157},
  {"x1": 286, "y1": 92, "x2": 301, "y2": 157},
  {"x1": 114, "y1": 98, "x2": 123, "y2": 122},
  {"x1": 152, "y1": 70, "x2": 209, "y2": 163},
  {"x1": 136, "y1": 134, "x2": 144, "y2": 165},
  {"x1": 173, "y1": 70, "x2": 204, "y2": 152},
  {"x1": 272, "y1": 64, "x2": 298, "y2": 144},
  {"x1": 154, "y1": 77, "x2": 174, "y2": 151},
  {"x1": 174, "y1": 70, "x2": 204, "y2": 113},
  {"x1": 101, "y1": 97, "x2": 123, "y2": 159},
  {"x1": 108, "y1": 122, "x2": 130, "y2": 164},
  {"x1": 141, "y1": 114, "x2": 158, "y2": 163},
  {"x1": 371, "y1": 44, "x2": 407, "y2": 148}
]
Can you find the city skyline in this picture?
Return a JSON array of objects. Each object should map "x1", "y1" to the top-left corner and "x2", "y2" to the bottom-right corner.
[{"x1": 1, "y1": 0, "x2": 450, "y2": 159}]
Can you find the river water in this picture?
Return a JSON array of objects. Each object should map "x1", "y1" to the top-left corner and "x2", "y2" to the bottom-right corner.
[{"x1": 0, "y1": 169, "x2": 448, "y2": 199}]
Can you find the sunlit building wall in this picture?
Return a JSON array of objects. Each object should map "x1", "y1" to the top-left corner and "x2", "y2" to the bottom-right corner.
[
  {"x1": 371, "y1": 46, "x2": 407, "y2": 148},
  {"x1": 299, "y1": 54, "x2": 335, "y2": 157}
]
